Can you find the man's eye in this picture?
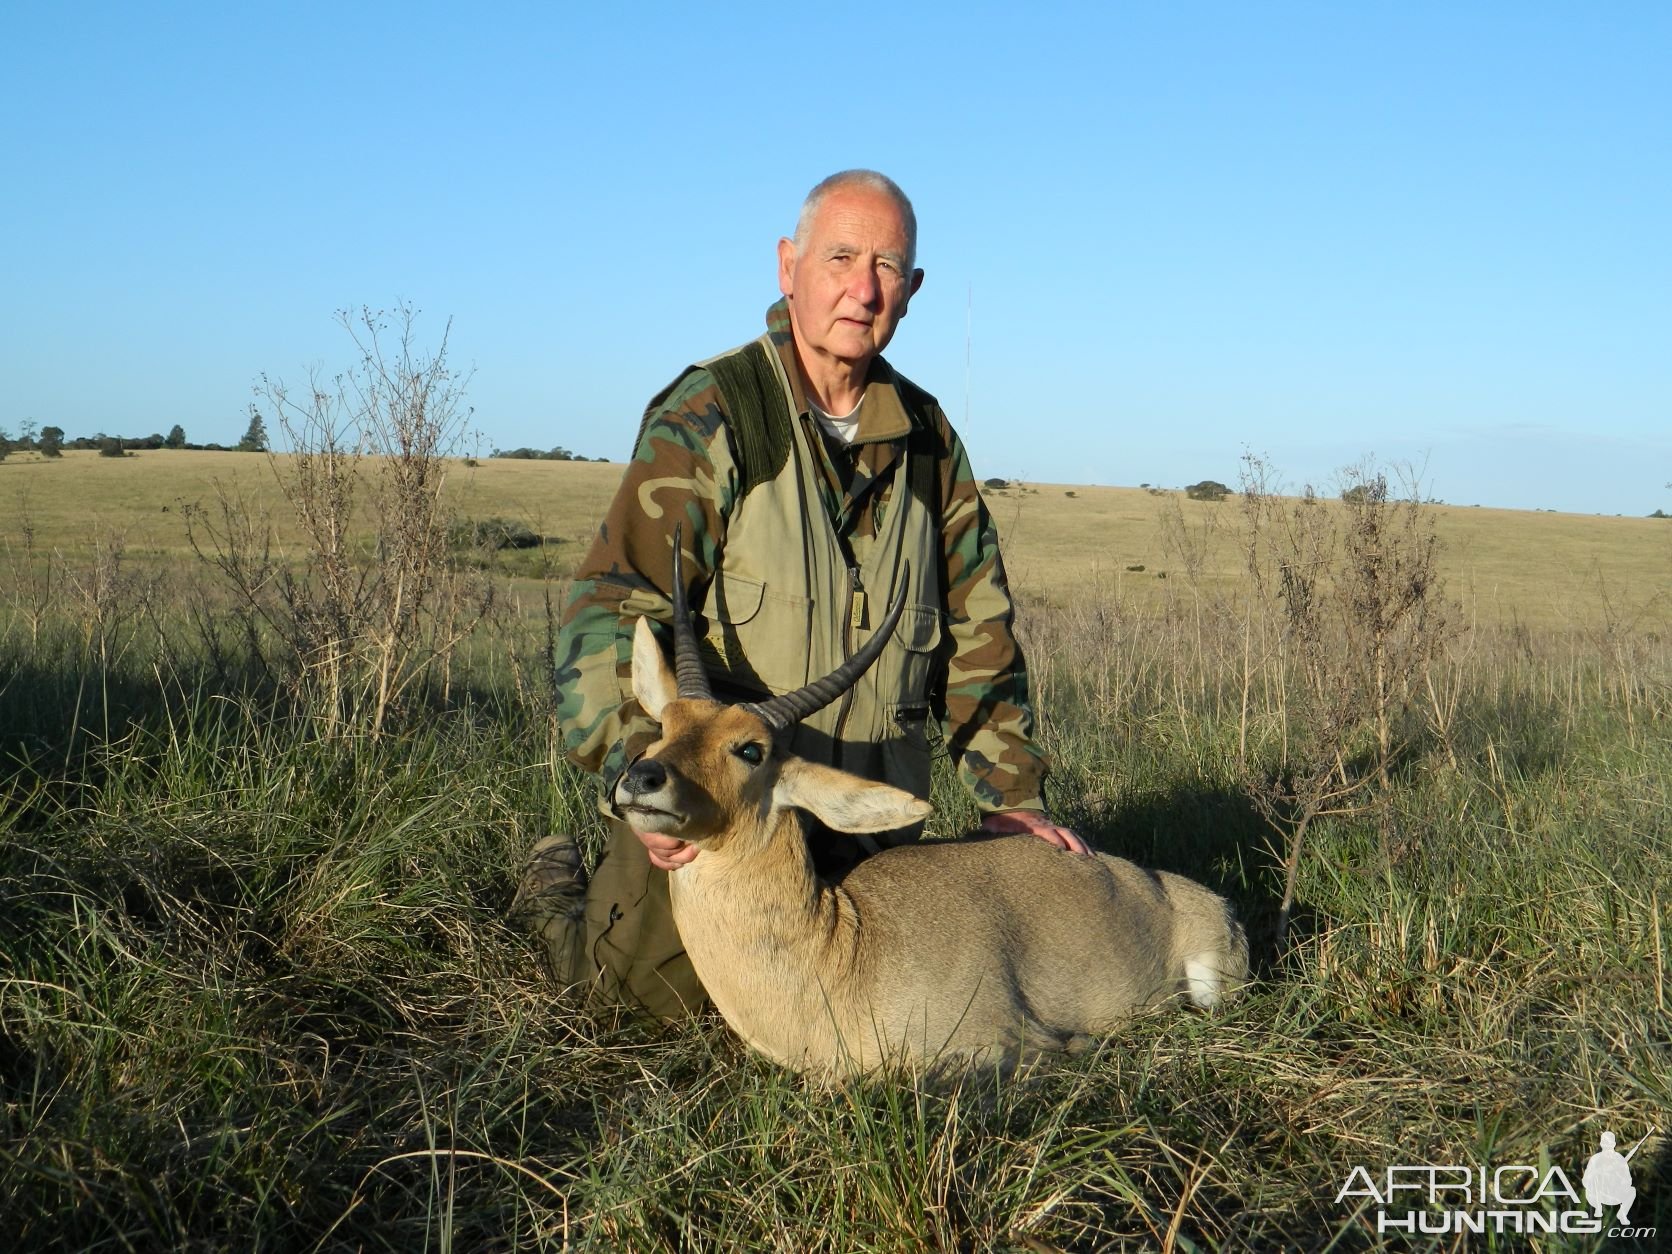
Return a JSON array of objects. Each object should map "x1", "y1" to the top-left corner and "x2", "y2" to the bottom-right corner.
[{"x1": 734, "y1": 742, "x2": 764, "y2": 765}]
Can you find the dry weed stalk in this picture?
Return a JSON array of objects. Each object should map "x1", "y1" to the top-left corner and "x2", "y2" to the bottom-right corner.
[
  {"x1": 1, "y1": 490, "x2": 58, "y2": 650},
  {"x1": 187, "y1": 304, "x2": 498, "y2": 736},
  {"x1": 61, "y1": 524, "x2": 162, "y2": 674},
  {"x1": 1237, "y1": 454, "x2": 1453, "y2": 947},
  {"x1": 1578, "y1": 568, "x2": 1669, "y2": 738},
  {"x1": 1337, "y1": 464, "x2": 1451, "y2": 797},
  {"x1": 1156, "y1": 493, "x2": 1236, "y2": 731}
]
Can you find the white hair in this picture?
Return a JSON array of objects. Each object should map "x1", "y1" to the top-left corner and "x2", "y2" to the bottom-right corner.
[{"x1": 792, "y1": 170, "x2": 918, "y2": 271}]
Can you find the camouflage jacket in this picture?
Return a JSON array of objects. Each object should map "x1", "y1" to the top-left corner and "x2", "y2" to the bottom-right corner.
[{"x1": 553, "y1": 299, "x2": 1049, "y2": 814}]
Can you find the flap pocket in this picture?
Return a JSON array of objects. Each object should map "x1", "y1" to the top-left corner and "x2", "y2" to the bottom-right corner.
[
  {"x1": 892, "y1": 604, "x2": 942, "y2": 654},
  {"x1": 705, "y1": 570, "x2": 766, "y2": 626}
]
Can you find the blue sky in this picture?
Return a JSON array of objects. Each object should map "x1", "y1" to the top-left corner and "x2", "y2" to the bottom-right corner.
[{"x1": 4, "y1": 2, "x2": 1668, "y2": 515}]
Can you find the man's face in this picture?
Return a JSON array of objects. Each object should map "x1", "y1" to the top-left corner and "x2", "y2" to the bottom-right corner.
[{"x1": 777, "y1": 186, "x2": 925, "y2": 374}]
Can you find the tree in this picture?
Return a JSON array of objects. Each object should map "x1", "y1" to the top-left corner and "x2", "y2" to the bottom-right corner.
[
  {"x1": 165, "y1": 424, "x2": 187, "y2": 449},
  {"x1": 1185, "y1": 479, "x2": 1232, "y2": 502},
  {"x1": 39, "y1": 426, "x2": 64, "y2": 458},
  {"x1": 237, "y1": 411, "x2": 269, "y2": 453}
]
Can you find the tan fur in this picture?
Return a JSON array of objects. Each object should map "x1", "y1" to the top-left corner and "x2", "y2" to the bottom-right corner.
[{"x1": 619, "y1": 616, "x2": 1249, "y2": 1075}]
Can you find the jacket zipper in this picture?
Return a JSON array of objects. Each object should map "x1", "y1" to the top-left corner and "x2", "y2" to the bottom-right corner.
[{"x1": 831, "y1": 564, "x2": 863, "y2": 744}]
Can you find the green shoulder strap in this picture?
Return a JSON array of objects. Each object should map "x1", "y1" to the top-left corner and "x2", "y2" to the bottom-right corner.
[
  {"x1": 704, "y1": 338, "x2": 792, "y2": 498},
  {"x1": 633, "y1": 338, "x2": 791, "y2": 500}
]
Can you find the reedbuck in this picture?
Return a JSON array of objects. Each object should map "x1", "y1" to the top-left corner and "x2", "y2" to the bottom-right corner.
[{"x1": 615, "y1": 542, "x2": 1248, "y2": 1074}]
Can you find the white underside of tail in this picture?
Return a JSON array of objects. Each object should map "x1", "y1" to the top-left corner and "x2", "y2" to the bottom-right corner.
[{"x1": 1184, "y1": 955, "x2": 1229, "y2": 1009}]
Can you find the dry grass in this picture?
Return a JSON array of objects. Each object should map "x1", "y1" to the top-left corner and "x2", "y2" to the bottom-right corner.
[
  {"x1": 991, "y1": 480, "x2": 1671, "y2": 630},
  {"x1": 5, "y1": 453, "x2": 1666, "y2": 631},
  {"x1": 0, "y1": 450, "x2": 622, "y2": 566}
]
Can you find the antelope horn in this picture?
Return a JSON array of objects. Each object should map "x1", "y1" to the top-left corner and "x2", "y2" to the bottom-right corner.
[
  {"x1": 744, "y1": 567, "x2": 911, "y2": 733},
  {"x1": 668, "y1": 528, "x2": 714, "y2": 701}
]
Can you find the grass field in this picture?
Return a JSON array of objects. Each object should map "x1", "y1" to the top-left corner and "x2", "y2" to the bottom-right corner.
[
  {"x1": 4, "y1": 449, "x2": 1668, "y2": 629},
  {"x1": 990, "y1": 478, "x2": 1671, "y2": 634},
  {"x1": 2, "y1": 448, "x2": 1669, "y2": 1250},
  {"x1": 0, "y1": 449, "x2": 625, "y2": 566}
]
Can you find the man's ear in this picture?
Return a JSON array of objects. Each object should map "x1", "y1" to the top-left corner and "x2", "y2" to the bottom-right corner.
[
  {"x1": 777, "y1": 236, "x2": 797, "y2": 297},
  {"x1": 896, "y1": 266, "x2": 925, "y2": 322},
  {"x1": 631, "y1": 615, "x2": 676, "y2": 720},
  {"x1": 773, "y1": 758, "x2": 933, "y2": 834}
]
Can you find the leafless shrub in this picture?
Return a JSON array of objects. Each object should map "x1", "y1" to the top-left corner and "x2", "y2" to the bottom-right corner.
[
  {"x1": 1, "y1": 489, "x2": 58, "y2": 650},
  {"x1": 61, "y1": 525, "x2": 162, "y2": 674},
  {"x1": 180, "y1": 480, "x2": 282, "y2": 687},
  {"x1": 1157, "y1": 492, "x2": 1218, "y2": 587},
  {"x1": 1337, "y1": 462, "x2": 1451, "y2": 796},
  {"x1": 1237, "y1": 454, "x2": 1454, "y2": 946},
  {"x1": 1156, "y1": 492, "x2": 1237, "y2": 730},
  {"x1": 187, "y1": 304, "x2": 499, "y2": 736}
]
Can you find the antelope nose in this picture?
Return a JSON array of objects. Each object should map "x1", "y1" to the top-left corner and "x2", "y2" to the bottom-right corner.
[{"x1": 622, "y1": 758, "x2": 667, "y2": 796}]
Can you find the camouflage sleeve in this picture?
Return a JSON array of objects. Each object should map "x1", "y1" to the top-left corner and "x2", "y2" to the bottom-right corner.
[
  {"x1": 934, "y1": 410, "x2": 1051, "y2": 814},
  {"x1": 552, "y1": 369, "x2": 738, "y2": 795}
]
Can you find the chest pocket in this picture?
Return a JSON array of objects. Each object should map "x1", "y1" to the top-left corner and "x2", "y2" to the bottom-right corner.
[
  {"x1": 697, "y1": 569, "x2": 812, "y2": 696},
  {"x1": 871, "y1": 603, "x2": 943, "y2": 709}
]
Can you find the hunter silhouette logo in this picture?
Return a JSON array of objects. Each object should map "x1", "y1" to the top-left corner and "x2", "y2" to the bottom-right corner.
[
  {"x1": 1584, "y1": 1129, "x2": 1649, "y2": 1225},
  {"x1": 1336, "y1": 1126, "x2": 1659, "y2": 1239}
]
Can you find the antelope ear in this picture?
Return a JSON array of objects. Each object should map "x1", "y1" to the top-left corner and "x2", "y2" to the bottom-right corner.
[
  {"x1": 773, "y1": 758, "x2": 933, "y2": 834},
  {"x1": 631, "y1": 616, "x2": 677, "y2": 720}
]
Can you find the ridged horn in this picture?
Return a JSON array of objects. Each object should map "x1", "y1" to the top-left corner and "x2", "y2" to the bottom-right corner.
[
  {"x1": 743, "y1": 566, "x2": 911, "y2": 733},
  {"x1": 668, "y1": 527, "x2": 714, "y2": 701}
]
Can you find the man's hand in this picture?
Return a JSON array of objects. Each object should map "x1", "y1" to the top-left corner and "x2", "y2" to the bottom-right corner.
[
  {"x1": 636, "y1": 828, "x2": 700, "y2": 870},
  {"x1": 980, "y1": 809, "x2": 1092, "y2": 855}
]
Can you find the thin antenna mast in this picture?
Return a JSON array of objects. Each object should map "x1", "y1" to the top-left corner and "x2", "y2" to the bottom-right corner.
[{"x1": 963, "y1": 282, "x2": 972, "y2": 429}]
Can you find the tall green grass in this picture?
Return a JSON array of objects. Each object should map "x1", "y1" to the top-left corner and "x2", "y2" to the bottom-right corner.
[{"x1": 2, "y1": 587, "x2": 1668, "y2": 1250}]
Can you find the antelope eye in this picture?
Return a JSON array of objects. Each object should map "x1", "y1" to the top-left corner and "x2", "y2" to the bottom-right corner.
[{"x1": 734, "y1": 742, "x2": 764, "y2": 766}]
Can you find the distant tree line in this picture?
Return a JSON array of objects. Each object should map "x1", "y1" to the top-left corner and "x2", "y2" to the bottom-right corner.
[
  {"x1": 0, "y1": 420, "x2": 249, "y2": 459},
  {"x1": 490, "y1": 445, "x2": 605, "y2": 462},
  {"x1": 0, "y1": 413, "x2": 277, "y2": 458},
  {"x1": 1, "y1": 420, "x2": 610, "y2": 465}
]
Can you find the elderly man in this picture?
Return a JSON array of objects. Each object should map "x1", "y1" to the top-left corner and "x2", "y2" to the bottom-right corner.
[{"x1": 515, "y1": 170, "x2": 1085, "y2": 1019}]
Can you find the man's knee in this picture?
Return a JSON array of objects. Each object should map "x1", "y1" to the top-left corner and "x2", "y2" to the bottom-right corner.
[{"x1": 579, "y1": 821, "x2": 709, "y2": 1019}]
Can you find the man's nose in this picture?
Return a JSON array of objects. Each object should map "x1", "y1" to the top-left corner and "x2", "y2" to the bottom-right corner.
[{"x1": 848, "y1": 262, "x2": 881, "y2": 306}]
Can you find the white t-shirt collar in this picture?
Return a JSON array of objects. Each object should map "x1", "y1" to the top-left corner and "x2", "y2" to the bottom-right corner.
[{"x1": 808, "y1": 397, "x2": 861, "y2": 445}]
